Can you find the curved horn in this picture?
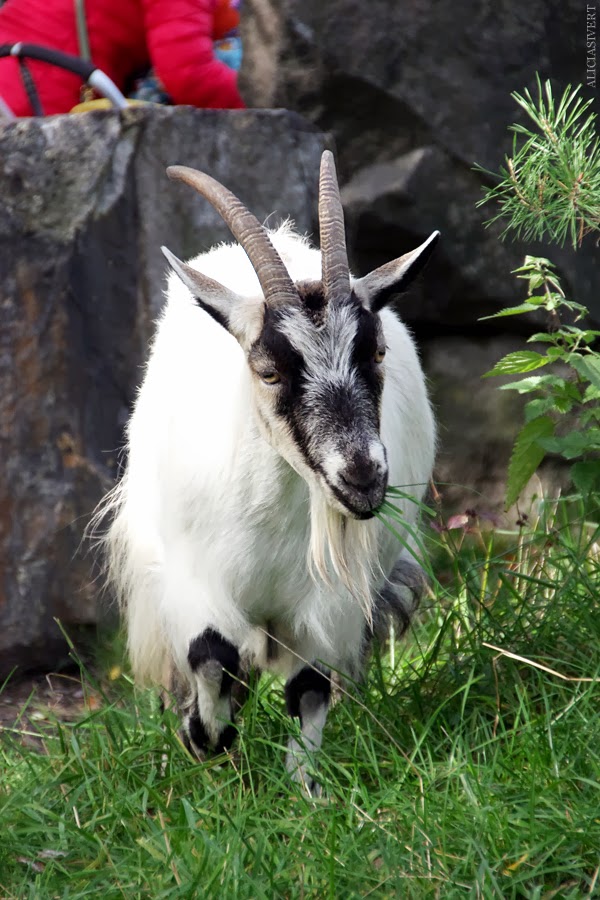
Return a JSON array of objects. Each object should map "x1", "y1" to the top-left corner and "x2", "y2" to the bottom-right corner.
[
  {"x1": 319, "y1": 150, "x2": 350, "y2": 303},
  {"x1": 167, "y1": 165, "x2": 299, "y2": 309}
]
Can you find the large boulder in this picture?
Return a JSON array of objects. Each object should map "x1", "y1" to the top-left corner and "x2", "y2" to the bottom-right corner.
[
  {"x1": 0, "y1": 106, "x2": 326, "y2": 677},
  {"x1": 239, "y1": 0, "x2": 598, "y2": 326}
]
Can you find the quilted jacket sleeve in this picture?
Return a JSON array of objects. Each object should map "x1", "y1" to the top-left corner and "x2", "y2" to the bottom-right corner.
[{"x1": 142, "y1": 0, "x2": 245, "y2": 109}]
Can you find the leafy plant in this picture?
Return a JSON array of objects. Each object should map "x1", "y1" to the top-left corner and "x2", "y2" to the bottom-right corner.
[
  {"x1": 482, "y1": 256, "x2": 600, "y2": 507},
  {"x1": 477, "y1": 77, "x2": 600, "y2": 508}
]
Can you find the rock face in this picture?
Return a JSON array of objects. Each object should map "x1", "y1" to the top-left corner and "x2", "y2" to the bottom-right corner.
[
  {"x1": 239, "y1": 0, "x2": 598, "y2": 326},
  {"x1": 0, "y1": 107, "x2": 326, "y2": 677}
]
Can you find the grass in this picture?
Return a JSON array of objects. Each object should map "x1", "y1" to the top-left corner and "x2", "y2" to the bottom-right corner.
[{"x1": 1, "y1": 497, "x2": 599, "y2": 899}]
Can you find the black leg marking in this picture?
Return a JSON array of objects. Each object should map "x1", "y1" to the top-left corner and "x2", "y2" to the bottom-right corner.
[
  {"x1": 285, "y1": 664, "x2": 331, "y2": 795},
  {"x1": 188, "y1": 628, "x2": 240, "y2": 695},
  {"x1": 285, "y1": 664, "x2": 331, "y2": 722},
  {"x1": 215, "y1": 723, "x2": 237, "y2": 753},
  {"x1": 188, "y1": 712, "x2": 210, "y2": 753},
  {"x1": 183, "y1": 629, "x2": 242, "y2": 757}
]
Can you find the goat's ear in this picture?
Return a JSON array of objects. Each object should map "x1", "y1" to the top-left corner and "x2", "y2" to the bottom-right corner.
[
  {"x1": 162, "y1": 246, "x2": 262, "y2": 345},
  {"x1": 353, "y1": 231, "x2": 440, "y2": 313}
]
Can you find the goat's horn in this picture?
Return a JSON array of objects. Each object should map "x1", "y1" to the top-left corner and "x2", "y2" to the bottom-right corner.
[
  {"x1": 318, "y1": 150, "x2": 350, "y2": 303},
  {"x1": 167, "y1": 165, "x2": 299, "y2": 309}
]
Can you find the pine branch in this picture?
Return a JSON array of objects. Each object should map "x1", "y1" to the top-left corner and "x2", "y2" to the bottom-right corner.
[{"x1": 476, "y1": 75, "x2": 600, "y2": 248}]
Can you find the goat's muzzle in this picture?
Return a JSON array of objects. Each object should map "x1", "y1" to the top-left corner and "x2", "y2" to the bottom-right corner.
[{"x1": 335, "y1": 452, "x2": 388, "y2": 519}]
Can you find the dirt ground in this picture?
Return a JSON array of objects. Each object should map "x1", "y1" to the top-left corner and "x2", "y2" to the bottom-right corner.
[{"x1": 0, "y1": 670, "x2": 104, "y2": 746}]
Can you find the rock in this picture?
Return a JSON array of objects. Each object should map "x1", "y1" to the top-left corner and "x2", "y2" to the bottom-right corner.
[
  {"x1": 239, "y1": 0, "x2": 598, "y2": 325},
  {"x1": 0, "y1": 106, "x2": 326, "y2": 678}
]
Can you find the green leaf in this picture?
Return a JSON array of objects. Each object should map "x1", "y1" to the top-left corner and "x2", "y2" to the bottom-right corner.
[
  {"x1": 581, "y1": 407, "x2": 600, "y2": 426},
  {"x1": 484, "y1": 351, "x2": 550, "y2": 378},
  {"x1": 524, "y1": 397, "x2": 558, "y2": 422},
  {"x1": 579, "y1": 330, "x2": 600, "y2": 343},
  {"x1": 527, "y1": 273, "x2": 545, "y2": 290},
  {"x1": 583, "y1": 384, "x2": 600, "y2": 402},
  {"x1": 479, "y1": 303, "x2": 541, "y2": 321},
  {"x1": 571, "y1": 460, "x2": 600, "y2": 494},
  {"x1": 513, "y1": 256, "x2": 556, "y2": 273},
  {"x1": 505, "y1": 416, "x2": 554, "y2": 508},
  {"x1": 528, "y1": 333, "x2": 560, "y2": 344},
  {"x1": 499, "y1": 374, "x2": 567, "y2": 394},
  {"x1": 553, "y1": 395, "x2": 575, "y2": 414},
  {"x1": 538, "y1": 429, "x2": 600, "y2": 459},
  {"x1": 571, "y1": 355, "x2": 600, "y2": 390}
]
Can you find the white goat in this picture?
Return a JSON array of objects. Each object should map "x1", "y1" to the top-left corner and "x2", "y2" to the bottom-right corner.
[{"x1": 102, "y1": 151, "x2": 438, "y2": 792}]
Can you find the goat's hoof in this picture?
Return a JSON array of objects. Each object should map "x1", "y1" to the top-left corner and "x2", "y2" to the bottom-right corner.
[{"x1": 287, "y1": 759, "x2": 322, "y2": 798}]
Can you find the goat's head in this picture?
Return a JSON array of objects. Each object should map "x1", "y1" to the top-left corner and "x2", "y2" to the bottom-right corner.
[{"x1": 163, "y1": 151, "x2": 438, "y2": 520}]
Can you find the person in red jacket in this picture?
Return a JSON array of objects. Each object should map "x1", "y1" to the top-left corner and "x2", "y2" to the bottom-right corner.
[{"x1": 0, "y1": 0, "x2": 245, "y2": 117}]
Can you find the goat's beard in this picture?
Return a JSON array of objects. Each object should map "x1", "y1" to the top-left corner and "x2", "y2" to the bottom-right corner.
[{"x1": 307, "y1": 487, "x2": 382, "y2": 624}]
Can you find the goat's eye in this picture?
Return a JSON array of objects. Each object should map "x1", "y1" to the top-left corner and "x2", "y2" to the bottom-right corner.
[
  {"x1": 374, "y1": 347, "x2": 386, "y2": 364},
  {"x1": 261, "y1": 371, "x2": 281, "y2": 385}
]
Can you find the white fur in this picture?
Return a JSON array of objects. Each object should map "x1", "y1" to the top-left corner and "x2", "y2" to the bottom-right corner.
[{"x1": 101, "y1": 222, "x2": 435, "y2": 709}]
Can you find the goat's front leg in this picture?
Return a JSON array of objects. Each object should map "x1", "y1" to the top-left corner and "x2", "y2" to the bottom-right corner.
[
  {"x1": 182, "y1": 628, "x2": 241, "y2": 756},
  {"x1": 285, "y1": 663, "x2": 331, "y2": 795}
]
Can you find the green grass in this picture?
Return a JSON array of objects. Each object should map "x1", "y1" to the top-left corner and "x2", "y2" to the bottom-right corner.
[{"x1": 1, "y1": 500, "x2": 599, "y2": 899}]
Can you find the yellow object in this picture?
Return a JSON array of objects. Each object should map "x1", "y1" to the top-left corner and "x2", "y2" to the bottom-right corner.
[{"x1": 70, "y1": 98, "x2": 149, "y2": 113}]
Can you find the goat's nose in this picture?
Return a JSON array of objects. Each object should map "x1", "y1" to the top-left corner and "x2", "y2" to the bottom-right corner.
[{"x1": 340, "y1": 455, "x2": 383, "y2": 491}]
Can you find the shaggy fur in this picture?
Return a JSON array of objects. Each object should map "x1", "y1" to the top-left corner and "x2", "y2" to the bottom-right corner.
[{"x1": 97, "y1": 221, "x2": 436, "y2": 790}]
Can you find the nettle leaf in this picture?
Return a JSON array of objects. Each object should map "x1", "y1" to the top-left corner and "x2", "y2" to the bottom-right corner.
[
  {"x1": 563, "y1": 326, "x2": 600, "y2": 343},
  {"x1": 538, "y1": 429, "x2": 600, "y2": 459},
  {"x1": 499, "y1": 374, "x2": 566, "y2": 394},
  {"x1": 484, "y1": 351, "x2": 550, "y2": 378},
  {"x1": 528, "y1": 333, "x2": 559, "y2": 343},
  {"x1": 527, "y1": 273, "x2": 545, "y2": 290},
  {"x1": 524, "y1": 397, "x2": 559, "y2": 422},
  {"x1": 581, "y1": 407, "x2": 600, "y2": 426},
  {"x1": 505, "y1": 416, "x2": 554, "y2": 508},
  {"x1": 480, "y1": 302, "x2": 541, "y2": 321},
  {"x1": 514, "y1": 256, "x2": 555, "y2": 272},
  {"x1": 571, "y1": 460, "x2": 600, "y2": 494},
  {"x1": 571, "y1": 355, "x2": 600, "y2": 391}
]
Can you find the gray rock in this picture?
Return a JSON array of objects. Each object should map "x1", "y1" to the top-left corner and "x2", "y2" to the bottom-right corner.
[{"x1": 0, "y1": 106, "x2": 326, "y2": 677}]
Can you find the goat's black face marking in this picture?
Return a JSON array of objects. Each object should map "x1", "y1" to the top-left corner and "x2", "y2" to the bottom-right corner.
[
  {"x1": 249, "y1": 291, "x2": 389, "y2": 516},
  {"x1": 296, "y1": 281, "x2": 328, "y2": 326}
]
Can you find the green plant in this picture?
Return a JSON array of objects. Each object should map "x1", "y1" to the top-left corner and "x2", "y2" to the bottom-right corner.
[
  {"x1": 477, "y1": 77, "x2": 600, "y2": 508},
  {"x1": 481, "y1": 256, "x2": 600, "y2": 507},
  {"x1": 2, "y1": 506, "x2": 599, "y2": 899},
  {"x1": 477, "y1": 76, "x2": 600, "y2": 248}
]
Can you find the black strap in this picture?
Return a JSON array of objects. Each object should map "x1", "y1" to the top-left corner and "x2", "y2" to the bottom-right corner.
[
  {"x1": 6, "y1": 43, "x2": 95, "y2": 80},
  {"x1": 17, "y1": 57, "x2": 43, "y2": 116}
]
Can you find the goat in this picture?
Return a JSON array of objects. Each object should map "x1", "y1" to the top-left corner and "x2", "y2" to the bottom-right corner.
[{"x1": 101, "y1": 150, "x2": 438, "y2": 792}]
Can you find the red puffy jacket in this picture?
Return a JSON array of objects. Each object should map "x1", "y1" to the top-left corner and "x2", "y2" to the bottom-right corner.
[{"x1": 0, "y1": 0, "x2": 245, "y2": 116}]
